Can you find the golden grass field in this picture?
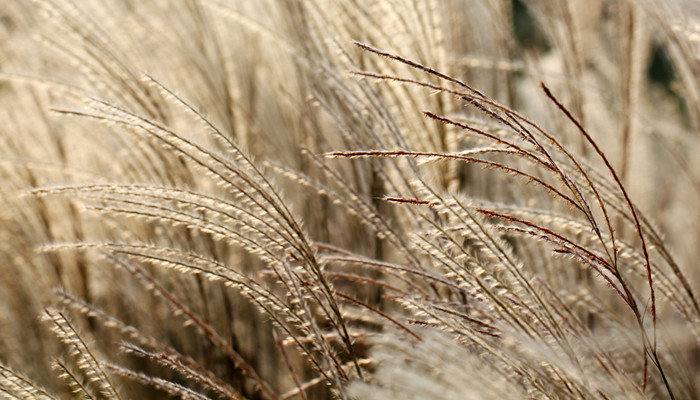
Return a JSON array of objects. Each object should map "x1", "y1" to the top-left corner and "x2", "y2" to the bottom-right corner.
[{"x1": 0, "y1": 0, "x2": 699, "y2": 398}]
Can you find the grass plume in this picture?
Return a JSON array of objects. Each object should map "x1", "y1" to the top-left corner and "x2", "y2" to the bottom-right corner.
[{"x1": 0, "y1": 0, "x2": 698, "y2": 398}]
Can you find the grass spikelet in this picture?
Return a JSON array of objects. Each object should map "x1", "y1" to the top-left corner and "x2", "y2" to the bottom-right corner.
[
  {"x1": 42, "y1": 308, "x2": 121, "y2": 400},
  {"x1": 0, "y1": 363, "x2": 58, "y2": 400},
  {"x1": 102, "y1": 363, "x2": 212, "y2": 400}
]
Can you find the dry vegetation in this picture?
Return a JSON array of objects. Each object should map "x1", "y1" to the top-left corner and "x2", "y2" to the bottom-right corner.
[{"x1": 0, "y1": 0, "x2": 699, "y2": 399}]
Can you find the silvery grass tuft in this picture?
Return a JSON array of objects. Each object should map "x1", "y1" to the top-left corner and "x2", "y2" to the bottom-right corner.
[{"x1": 0, "y1": 0, "x2": 698, "y2": 399}]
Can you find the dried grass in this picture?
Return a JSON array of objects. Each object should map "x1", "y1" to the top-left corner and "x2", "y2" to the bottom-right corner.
[{"x1": 0, "y1": 0, "x2": 698, "y2": 398}]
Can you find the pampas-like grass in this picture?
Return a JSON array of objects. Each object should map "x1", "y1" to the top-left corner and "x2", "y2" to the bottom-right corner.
[{"x1": 0, "y1": 0, "x2": 698, "y2": 399}]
